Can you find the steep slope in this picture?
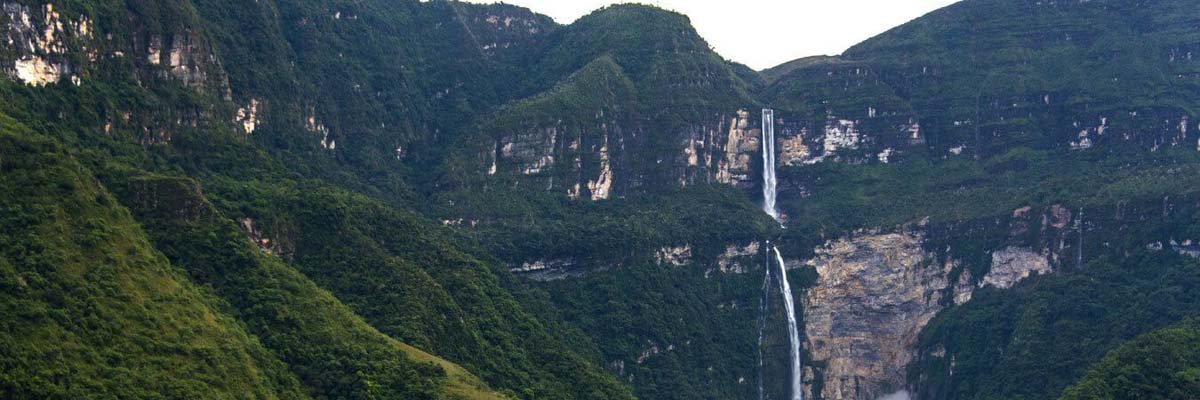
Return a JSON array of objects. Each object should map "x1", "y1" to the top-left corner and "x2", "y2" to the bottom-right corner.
[
  {"x1": 762, "y1": 0, "x2": 1200, "y2": 166},
  {"x1": 435, "y1": 182, "x2": 779, "y2": 400},
  {"x1": 8, "y1": 1, "x2": 1200, "y2": 400},
  {"x1": 189, "y1": 0, "x2": 560, "y2": 199},
  {"x1": 0, "y1": 1, "x2": 635, "y2": 398},
  {"x1": 911, "y1": 250, "x2": 1200, "y2": 400},
  {"x1": 429, "y1": 14, "x2": 781, "y2": 390},
  {"x1": 754, "y1": 1, "x2": 1200, "y2": 398},
  {"x1": 205, "y1": 178, "x2": 634, "y2": 400},
  {"x1": 107, "y1": 170, "x2": 509, "y2": 400},
  {"x1": 455, "y1": 4, "x2": 766, "y2": 197},
  {"x1": 448, "y1": 55, "x2": 638, "y2": 199},
  {"x1": 0, "y1": 118, "x2": 306, "y2": 399},
  {"x1": 439, "y1": 1, "x2": 1200, "y2": 399},
  {"x1": 1060, "y1": 319, "x2": 1200, "y2": 400}
]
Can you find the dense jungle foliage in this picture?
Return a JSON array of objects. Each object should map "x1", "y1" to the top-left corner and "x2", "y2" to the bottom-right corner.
[{"x1": 3, "y1": 0, "x2": 1200, "y2": 399}]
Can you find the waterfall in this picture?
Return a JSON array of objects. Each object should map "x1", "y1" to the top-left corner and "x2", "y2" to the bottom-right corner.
[
  {"x1": 759, "y1": 108, "x2": 802, "y2": 399},
  {"x1": 757, "y1": 265, "x2": 772, "y2": 400},
  {"x1": 762, "y1": 109, "x2": 778, "y2": 220},
  {"x1": 773, "y1": 246, "x2": 803, "y2": 400}
]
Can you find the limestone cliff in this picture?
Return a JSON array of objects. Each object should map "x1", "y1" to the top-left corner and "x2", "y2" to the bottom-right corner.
[
  {"x1": 709, "y1": 110, "x2": 761, "y2": 188},
  {"x1": 801, "y1": 231, "x2": 949, "y2": 400},
  {"x1": 488, "y1": 107, "x2": 765, "y2": 199},
  {"x1": 3, "y1": 2, "x2": 90, "y2": 86},
  {"x1": 800, "y1": 230, "x2": 1054, "y2": 400},
  {"x1": 763, "y1": 0, "x2": 1200, "y2": 161},
  {"x1": 2, "y1": 2, "x2": 226, "y2": 90}
]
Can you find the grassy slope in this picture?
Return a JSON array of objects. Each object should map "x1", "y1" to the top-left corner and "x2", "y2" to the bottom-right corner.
[
  {"x1": 198, "y1": 176, "x2": 635, "y2": 400},
  {"x1": 1060, "y1": 319, "x2": 1200, "y2": 400},
  {"x1": 0, "y1": 0, "x2": 632, "y2": 396},
  {"x1": 910, "y1": 251, "x2": 1200, "y2": 400},
  {"x1": 0, "y1": 116, "x2": 308, "y2": 399},
  {"x1": 104, "y1": 169, "x2": 510, "y2": 400}
]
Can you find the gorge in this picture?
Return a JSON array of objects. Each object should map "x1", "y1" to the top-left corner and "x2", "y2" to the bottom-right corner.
[{"x1": 3, "y1": 0, "x2": 1200, "y2": 400}]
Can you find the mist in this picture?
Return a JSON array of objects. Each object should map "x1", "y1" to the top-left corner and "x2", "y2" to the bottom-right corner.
[{"x1": 877, "y1": 390, "x2": 910, "y2": 400}]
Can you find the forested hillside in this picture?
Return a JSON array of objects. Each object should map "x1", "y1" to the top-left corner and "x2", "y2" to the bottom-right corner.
[{"x1": 2, "y1": 0, "x2": 1200, "y2": 399}]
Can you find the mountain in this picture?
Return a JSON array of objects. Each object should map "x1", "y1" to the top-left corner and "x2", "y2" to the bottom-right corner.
[
  {"x1": 763, "y1": 0, "x2": 1200, "y2": 162},
  {"x1": 1060, "y1": 318, "x2": 1200, "y2": 399},
  {"x1": 1, "y1": 0, "x2": 629, "y2": 398},
  {"x1": 3, "y1": 0, "x2": 1200, "y2": 400},
  {"x1": 0, "y1": 118, "x2": 309, "y2": 399}
]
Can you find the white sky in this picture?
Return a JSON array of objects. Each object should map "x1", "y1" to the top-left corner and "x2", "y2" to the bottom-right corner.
[{"x1": 464, "y1": 0, "x2": 961, "y2": 70}]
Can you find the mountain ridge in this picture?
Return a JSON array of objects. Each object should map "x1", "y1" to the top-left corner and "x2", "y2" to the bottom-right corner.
[{"x1": 4, "y1": 0, "x2": 1200, "y2": 399}]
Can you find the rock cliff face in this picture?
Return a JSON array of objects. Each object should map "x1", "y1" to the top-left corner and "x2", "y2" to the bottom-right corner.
[
  {"x1": 489, "y1": 108, "x2": 765, "y2": 199},
  {"x1": 490, "y1": 116, "x2": 625, "y2": 200},
  {"x1": 801, "y1": 198, "x2": 1200, "y2": 399},
  {"x1": 767, "y1": 108, "x2": 924, "y2": 168},
  {"x1": 3, "y1": 2, "x2": 90, "y2": 86},
  {"x1": 801, "y1": 231, "x2": 1053, "y2": 400},
  {"x1": 763, "y1": 0, "x2": 1200, "y2": 162},
  {"x1": 709, "y1": 110, "x2": 761, "y2": 188},
  {"x1": 801, "y1": 232, "x2": 949, "y2": 400},
  {"x1": 2, "y1": 2, "x2": 226, "y2": 91},
  {"x1": 146, "y1": 30, "x2": 224, "y2": 90},
  {"x1": 487, "y1": 96, "x2": 961, "y2": 200},
  {"x1": 983, "y1": 246, "x2": 1052, "y2": 289},
  {"x1": 714, "y1": 241, "x2": 760, "y2": 275},
  {"x1": 1, "y1": 0, "x2": 233, "y2": 150}
]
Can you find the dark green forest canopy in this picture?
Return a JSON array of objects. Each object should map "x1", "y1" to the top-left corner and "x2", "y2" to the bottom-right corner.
[{"x1": 1, "y1": 0, "x2": 1200, "y2": 399}]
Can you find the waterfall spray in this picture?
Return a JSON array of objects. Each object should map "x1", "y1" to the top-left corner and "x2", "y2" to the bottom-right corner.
[
  {"x1": 774, "y1": 246, "x2": 803, "y2": 400},
  {"x1": 759, "y1": 109, "x2": 802, "y2": 399},
  {"x1": 762, "y1": 109, "x2": 778, "y2": 220}
]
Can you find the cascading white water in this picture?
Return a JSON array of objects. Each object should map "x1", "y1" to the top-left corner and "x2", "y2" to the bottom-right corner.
[
  {"x1": 774, "y1": 246, "x2": 803, "y2": 400},
  {"x1": 757, "y1": 266, "x2": 772, "y2": 400},
  {"x1": 761, "y1": 109, "x2": 778, "y2": 220},
  {"x1": 759, "y1": 108, "x2": 803, "y2": 400}
]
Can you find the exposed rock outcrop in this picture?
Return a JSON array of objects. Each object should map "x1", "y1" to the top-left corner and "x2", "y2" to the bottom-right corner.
[
  {"x1": 712, "y1": 110, "x2": 760, "y2": 187},
  {"x1": 588, "y1": 138, "x2": 612, "y2": 200},
  {"x1": 778, "y1": 132, "x2": 811, "y2": 167},
  {"x1": 655, "y1": 245, "x2": 691, "y2": 267},
  {"x1": 236, "y1": 99, "x2": 261, "y2": 134},
  {"x1": 238, "y1": 217, "x2": 275, "y2": 255},
  {"x1": 983, "y1": 246, "x2": 1051, "y2": 289},
  {"x1": 802, "y1": 232, "x2": 1052, "y2": 400},
  {"x1": 490, "y1": 108, "x2": 767, "y2": 199},
  {"x1": 500, "y1": 126, "x2": 558, "y2": 175},
  {"x1": 714, "y1": 241, "x2": 760, "y2": 275},
  {"x1": 3, "y1": 2, "x2": 90, "y2": 86},
  {"x1": 802, "y1": 232, "x2": 948, "y2": 400},
  {"x1": 146, "y1": 31, "x2": 225, "y2": 90},
  {"x1": 509, "y1": 259, "x2": 587, "y2": 281}
]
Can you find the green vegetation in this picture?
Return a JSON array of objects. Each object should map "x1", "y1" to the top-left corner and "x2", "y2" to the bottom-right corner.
[
  {"x1": 0, "y1": 119, "x2": 306, "y2": 399},
  {"x1": 537, "y1": 258, "x2": 767, "y2": 400},
  {"x1": 0, "y1": 0, "x2": 637, "y2": 397},
  {"x1": 6, "y1": 0, "x2": 1200, "y2": 399},
  {"x1": 201, "y1": 177, "x2": 634, "y2": 400},
  {"x1": 779, "y1": 146, "x2": 1200, "y2": 237},
  {"x1": 909, "y1": 251, "x2": 1200, "y2": 400},
  {"x1": 1060, "y1": 319, "x2": 1200, "y2": 400},
  {"x1": 765, "y1": 0, "x2": 1200, "y2": 157},
  {"x1": 105, "y1": 170, "x2": 510, "y2": 400}
]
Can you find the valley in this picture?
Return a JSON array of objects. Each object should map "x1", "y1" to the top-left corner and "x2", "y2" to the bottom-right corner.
[{"x1": 2, "y1": 0, "x2": 1200, "y2": 399}]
